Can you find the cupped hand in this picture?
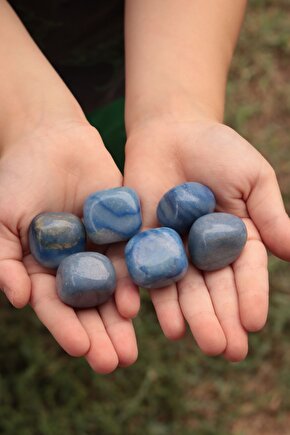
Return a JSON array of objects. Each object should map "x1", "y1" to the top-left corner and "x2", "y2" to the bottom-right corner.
[
  {"x1": 124, "y1": 118, "x2": 290, "y2": 361},
  {"x1": 0, "y1": 120, "x2": 139, "y2": 373}
]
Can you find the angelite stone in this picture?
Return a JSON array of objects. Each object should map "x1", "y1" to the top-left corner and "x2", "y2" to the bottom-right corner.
[
  {"x1": 56, "y1": 252, "x2": 116, "y2": 308},
  {"x1": 29, "y1": 213, "x2": 86, "y2": 269},
  {"x1": 125, "y1": 227, "x2": 188, "y2": 289},
  {"x1": 188, "y1": 212, "x2": 247, "y2": 271},
  {"x1": 83, "y1": 187, "x2": 142, "y2": 244},
  {"x1": 157, "y1": 182, "x2": 216, "y2": 234}
]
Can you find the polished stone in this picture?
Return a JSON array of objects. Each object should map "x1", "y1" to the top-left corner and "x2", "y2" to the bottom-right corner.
[
  {"x1": 83, "y1": 187, "x2": 142, "y2": 244},
  {"x1": 56, "y1": 252, "x2": 116, "y2": 308},
  {"x1": 157, "y1": 182, "x2": 216, "y2": 234},
  {"x1": 125, "y1": 227, "x2": 188, "y2": 289},
  {"x1": 188, "y1": 212, "x2": 247, "y2": 271},
  {"x1": 29, "y1": 212, "x2": 86, "y2": 269}
]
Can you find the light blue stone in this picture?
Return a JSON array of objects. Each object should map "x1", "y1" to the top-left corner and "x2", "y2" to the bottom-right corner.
[
  {"x1": 29, "y1": 212, "x2": 86, "y2": 269},
  {"x1": 157, "y1": 182, "x2": 216, "y2": 234},
  {"x1": 83, "y1": 187, "x2": 142, "y2": 244},
  {"x1": 188, "y1": 212, "x2": 247, "y2": 271},
  {"x1": 56, "y1": 252, "x2": 116, "y2": 308},
  {"x1": 125, "y1": 227, "x2": 188, "y2": 289}
]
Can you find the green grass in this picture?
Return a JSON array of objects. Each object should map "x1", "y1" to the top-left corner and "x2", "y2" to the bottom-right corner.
[{"x1": 1, "y1": 1, "x2": 290, "y2": 434}]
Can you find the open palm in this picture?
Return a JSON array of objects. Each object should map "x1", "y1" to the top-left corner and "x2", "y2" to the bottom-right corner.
[
  {"x1": 124, "y1": 119, "x2": 290, "y2": 361},
  {"x1": 0, "y1": 121, "x2": 139, "y2": 373}
]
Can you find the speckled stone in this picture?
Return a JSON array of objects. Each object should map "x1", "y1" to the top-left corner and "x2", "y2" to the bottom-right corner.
[
  {"x1": 157, "y1": 182, "x2": 216, "y2": 234},
  {"x1": 29, "y1": 213, "x2": 86, "y2": 269},
  {"x1": 83, "y1": 187, "x2": 142, "y2": 244},
  {"x1": 56, "y1": 252, "x2": 116, "y2": 308},
  {"x1": 188, "y1": 212, "x2": 247, "y2": 271},
  {"x1": 125, "y1": 227, "x2": 188, "y2": 289}
]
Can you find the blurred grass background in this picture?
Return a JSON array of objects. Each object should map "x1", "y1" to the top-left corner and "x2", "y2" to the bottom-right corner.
[{"x1": 1, "y1": 1, "x2": 290, "y2": 434}]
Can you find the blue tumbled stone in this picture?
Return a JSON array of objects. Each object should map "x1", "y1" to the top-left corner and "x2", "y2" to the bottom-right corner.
[
  {"x1": 188, "y1": 212, "x2": 247, "y2": 271},
  {"x1": 125, "y1": 227, "x2": 188, "y2": 289},
  {"x1": 56, "y1": 252, "x2": 116, "y2": 308},
  {"x1": 29, "y1": 212, "x2": 86, "y2": 269},
  {"x1": 157, "y1": 182, "x2": 216, "y2": 234},
  {"x1": 83, "y1": 187, "x2": 142, "y2": 244}
]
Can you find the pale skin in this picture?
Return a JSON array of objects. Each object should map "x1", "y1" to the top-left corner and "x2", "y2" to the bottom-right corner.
[
  {"x1": 0, "y1": 0, "x2": 139, "y2": 373},
  {"x1": 1, "y1": 0, "x2": 289, "y2": 371},
  {"x1": 124, "y1": 0, "x2": 290, "y2": 361}
]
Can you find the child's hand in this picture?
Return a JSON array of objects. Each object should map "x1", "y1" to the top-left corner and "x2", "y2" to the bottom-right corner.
[
  {"x1": 124, "y1": 118, "x2": 290, "y2": 361},
  {"x1": 0, "y1": 120, "x2": 138, "y2": 373}
]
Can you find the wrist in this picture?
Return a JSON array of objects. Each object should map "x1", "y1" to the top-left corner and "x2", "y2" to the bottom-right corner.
[
  {"x1": 125, "y1": 92, "x2": 223, "y2": 137},
  {"x1": 0, "y1": 81, "x2": 86, "y2": 148},
  {"x1": 124, "y1": 0, "x2": 248, "y2": 136},
  {"x1": 0, "y1": 0, "x2": 86, "y2": 147}
]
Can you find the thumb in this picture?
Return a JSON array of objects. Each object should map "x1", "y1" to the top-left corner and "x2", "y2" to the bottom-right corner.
[
  {"x1": 247, "y1": 162, "x2": 290, "y2": 260},
  {"x1": 0, "y1": 223, "x2": 31, "y2": 308}
]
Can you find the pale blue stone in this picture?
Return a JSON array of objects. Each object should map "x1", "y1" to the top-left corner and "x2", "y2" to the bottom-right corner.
[
  {"x1": 125, "y1": 227, "x2": 188, "y2": 289},
  {"x1": 83, "y1": 187, "x2": 142, "y2": 244},
  {"x1": 157, "y1": 182, "x2": 216, "y2": 234},
  {"x1": 29, "y1": 212, "x2": 86, "y2": 269},
  {"x1": 56, "y1": 252, "x2": 116, "y2": 308},
  {"x1": 188, "y1": 213, "x2": 247, "y2": 271}
]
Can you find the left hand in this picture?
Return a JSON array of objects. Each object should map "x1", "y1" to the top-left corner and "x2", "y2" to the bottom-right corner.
[{"x1": 123, "y1": 117, "x2": 290, "y2": 362}]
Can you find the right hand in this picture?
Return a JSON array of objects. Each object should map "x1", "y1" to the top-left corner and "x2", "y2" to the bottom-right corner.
[{"x1": 0, "y1": 119, "x2": 139, "y2": 373}]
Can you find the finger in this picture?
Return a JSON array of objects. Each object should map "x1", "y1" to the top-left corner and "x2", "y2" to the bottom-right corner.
[
  {"x1": 0, "y1": 259, "x2": 31, "y2": 308},
  {"x1": 99, "y1": 299, "x2": 138, "y2": 367},
  {"x1": 124, "y1": 145, "x2": 186, "y2": 339},
  {"x1": 205, "y1": 267, "x2": 248, "y2": 362},
  {"x1": 233, "y1": 220, "x2": 268, "y2": 332},
  {"x1": 77, "y1": 309, "x2": 119, "y2": 374},
  {"x1": 114, "y1": 275, "x2": 140, "y2": 319},
  {"x1": 178, "y1": 264, "x2": 226, "y2": 356},
  {"x1": 28, "y1": 264, "x2": 90, "y2": 357},
  {"x1": 247, "y1": 162, "x2": 290, "y2": 260},
  {"x1": 149, "y1": 284, "x2": 186, "y2": 340},
  {"x1": 0, "y1": 225, "x2": 31, "y2": 307},
  {"x1": 106, "y1": 243, "x2": 140, "y2": 319}
]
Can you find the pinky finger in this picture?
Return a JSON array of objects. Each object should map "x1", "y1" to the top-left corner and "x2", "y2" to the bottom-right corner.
[
  {"x1": 106, "y1": 244, "x2": 140, "y2": 319},
  {"x1": 114, "y1": 276, "x2": 140, "y2": 319}
]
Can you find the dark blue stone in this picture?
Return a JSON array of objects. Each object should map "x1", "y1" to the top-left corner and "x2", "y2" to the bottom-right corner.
[
  {"x1": 188, "y1": 213, "x2": 247, "y2": 271},
  {"x1": 29, "y1": 213, "x2": 86, "y2": 269},
  {"x1": 83, "y1": 187, "x2": 142, "y2": 244},
  {"x1": 125, "y1": 227, "x2": 188, "y2": 289},
  {"x1": 157, "y1": 182, "x2": 216, "y2": 234},
  {"x1": 56, "y1": 252, "x2": 116, "y2": 308}
]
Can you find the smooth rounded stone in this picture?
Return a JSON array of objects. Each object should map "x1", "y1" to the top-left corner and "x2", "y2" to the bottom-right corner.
[
  {"x1": 56, "y1": 252, "x2": 116, "y2": 308},
  {"x1": 188, "y1": 212, "x2": 247, "y2": 271},
  {"x1": 157, "y1": 182, "x2": 216, "y2": 234},
  {"x1": 29, "y1": 213, "x2": 86, "y2": 269},
  {"x1": 125, "y1": 227, "x2": 188, "y2": 289},
  {"x1": 83, "y1": 187, "x2": 142, "y2": 244}
]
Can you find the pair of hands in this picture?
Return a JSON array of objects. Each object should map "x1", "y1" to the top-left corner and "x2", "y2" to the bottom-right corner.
[{"x1": 1, "y1": 114, "x2": 289, "y2": 373}]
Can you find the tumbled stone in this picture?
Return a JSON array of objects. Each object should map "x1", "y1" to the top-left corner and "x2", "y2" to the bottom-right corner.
[
  {"x1": 83, "y1": 187, "x2": 142, "y2": 244},
  {"x1": 56, "y1": 252, "x2": 116, "y2": 308},
  {"x1": 29, "y1": 212, "x2": 86, "y2": 268},
  {"x1": 125, "y1": 227, "x2": 188, "y2": 289},
  {"x1": 157, "y1": 182, "x2": 216, "y2": 234},
  {"x1": 188, "y1": 212, "x2": 247, "y2": 271}
]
